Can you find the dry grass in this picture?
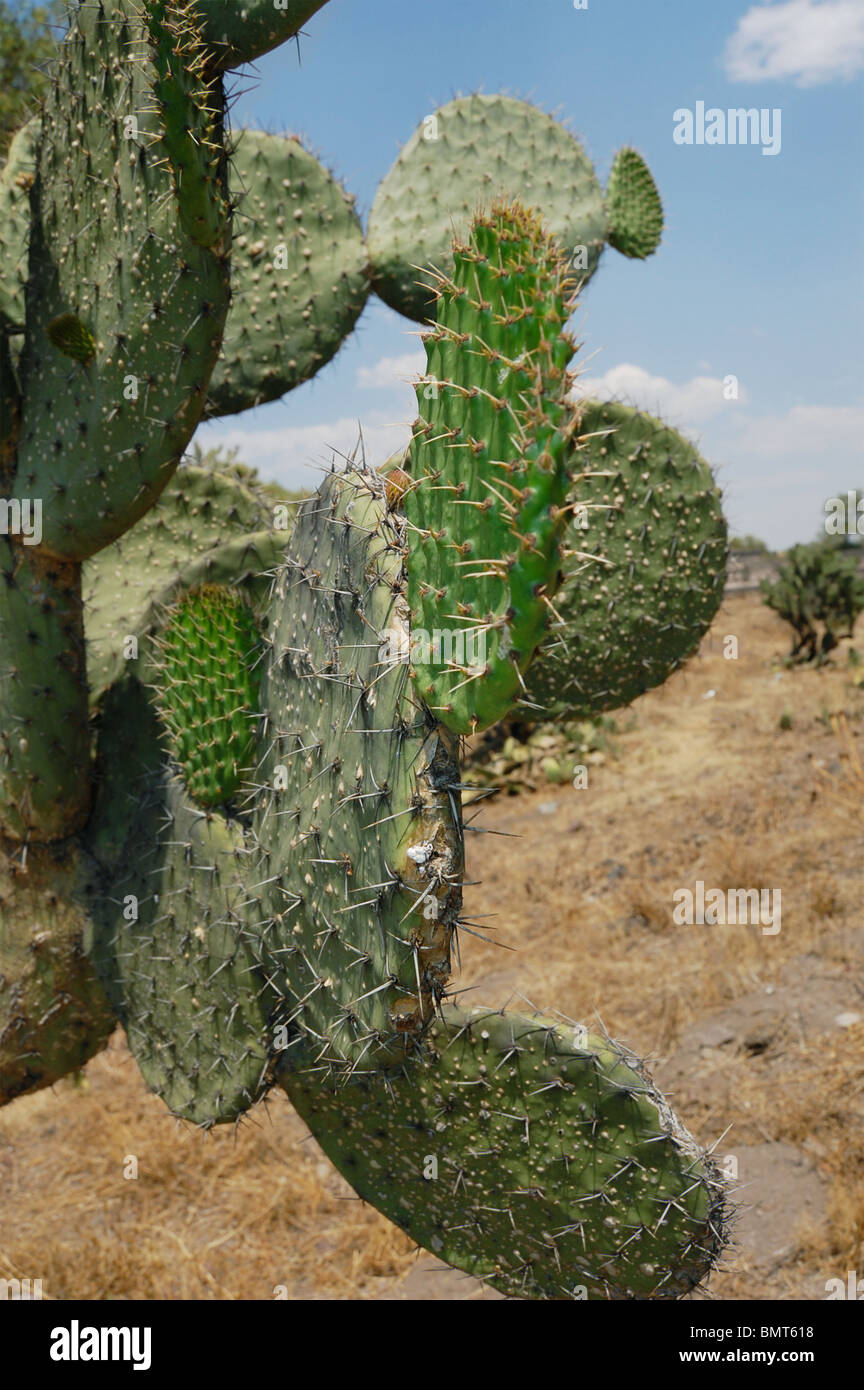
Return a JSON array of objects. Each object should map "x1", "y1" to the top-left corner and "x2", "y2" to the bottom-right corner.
[
  {"x1": 1, "y1": 590, "x2": 863, "y2": 1299},
  {"x1": 0, "y1": 1033, "x2": 416, "y2": 1300}
]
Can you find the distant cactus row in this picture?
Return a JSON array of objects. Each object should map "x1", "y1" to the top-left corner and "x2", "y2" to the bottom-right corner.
[
  {"x1": 762, "y1": 542, "x2": 864, "y2": 665},
  {"x1": 1, "y1": 1, "x2": 729, "y2": 1299}
]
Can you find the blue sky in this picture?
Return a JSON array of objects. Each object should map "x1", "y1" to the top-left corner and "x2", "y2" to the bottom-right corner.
[{"x1": 198, "y1": 0, "x2": 864, "y2": 548}]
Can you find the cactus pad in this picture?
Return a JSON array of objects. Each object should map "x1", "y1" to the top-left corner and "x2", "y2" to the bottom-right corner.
[
  {"x1": 606, "y1": 148, "x2": 664, "y2": 260},
  {"x1": 281, "y1": 1004, "x2": 729, "y2": 1299},
  {"x1": 254, "y1": 467, "x2": 463, "y2": 1069},
  {"x1": 197, "y1": 0, "x2": 329, "y2": 70},
  {"x1": 151, "y1": 584, "x2": 262, "y2": 807},
  {"x1": 0, "y1": 539, "x2": 91, "y2": 840},
  {"x1": 0, "y1": 840, "x2": 115, "y2": 1106},
  {"x1": 205, "y1": 130, "x2": 369, "y2": 417},
  {"x1": 524, "y1": 400, "x2": 728, "y2": 720},
  {"x1": 83, "y1": 460, "x2": 288, "y2": 705},
  {"x1": 12, "y1": 0, "x2": 231, "y2": 560},
  {"x1": 86, "y1": 678, "x2": 272, "y2": 1125},
  {"x1": 368, "y1": 95, "x2": 607, "y2": 322}
]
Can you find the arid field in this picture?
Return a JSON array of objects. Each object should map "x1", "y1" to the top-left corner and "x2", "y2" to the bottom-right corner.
[{"x1": 2, "y1": 589, "x2": 862, "y2": 1301}]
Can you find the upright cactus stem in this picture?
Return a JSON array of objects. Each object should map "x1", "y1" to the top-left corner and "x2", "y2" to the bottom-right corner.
[
  {"x1": 405, "y1": 200, "x2": 578, "y2": 735},
  {"x1": 144, "y1": 0, "x2": 230, "y2": 251}
]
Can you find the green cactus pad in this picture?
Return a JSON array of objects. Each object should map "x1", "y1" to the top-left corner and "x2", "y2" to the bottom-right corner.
[
  {"x1": 205, "y1": 130, "x2": 369, "y2": 417},
  {"x1": 0, "y1": 840, "x2": 115, "y2": 1107},
  {"x1": 151, "y1": 585, "x2": 263, "y2": 807},
  {"x1": 524, "y1": 400, "x2": 728, "y2": 721},
  {"x1": 404, "y1": 200, "x2": 577, "y2": 735},
  {"x1": 0, "y1": 539, "x2": 91, "y2": 840},
  {"x1": 197, "y1": 0, "x2": 329, "y2": 70},
  {"x1": 368, "y1": 95, "x2": 606, "y2": 322},
  {"x1": 254, "y1": 466, "x2": 463, "y2": 1069},
  {"x1": 85, "y1": 677, "x2": 273, "y2": 1125},
  {"x1": 606, "y1": 148, "x2": 664, "y2": 260},
  {"x1": 0, "y1": 117, "x2": 37, "y2": 332},
  {"x1": 280, "y1": 1004, "x2": 729, "y2": 1300},
  {"x1": 12, "y1": 0, "x2": 230, "y2": 560},
  {"x1": 83, "y1": 460, "x2": 291, "y2": 705},
  {"x1": 46, "y1": 313, "x2": 98, "y2": 366}
]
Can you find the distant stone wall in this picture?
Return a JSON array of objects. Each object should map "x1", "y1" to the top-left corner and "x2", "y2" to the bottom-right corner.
[
  {"x1": 725, "y1": 547, "x2": 864, "y2": 592},
  {"x1": 726, "y1": 550, "x2": 778, "y2": 592}
]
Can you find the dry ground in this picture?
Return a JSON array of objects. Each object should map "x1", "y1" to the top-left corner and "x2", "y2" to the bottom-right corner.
[{"x1": 1, "y1": 591, "x2": 863, "y2": 1301}]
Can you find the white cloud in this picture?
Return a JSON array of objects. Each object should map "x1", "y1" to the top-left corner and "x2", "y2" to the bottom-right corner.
[
  {"x1": 731, "y1": 403, "x2": 864, "y2": 457},
  {"x1": 724, "y1": 0, "x2": 864, "y2": 86},
  {"x1": 356, "y1": 352, "x2": 425, "y2": 389},
  {"x1": 575, "y1": 363, "x2": 746, "y2": 424},
  {"x1": 570, "y1": 364, "x2": 863, "y2": 547},
  {"x1": 197, "y1": 413, "x2": 413, "y2": 492}
]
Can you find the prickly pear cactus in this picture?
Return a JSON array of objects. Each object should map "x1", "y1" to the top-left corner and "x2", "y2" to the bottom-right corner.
[
  {"x1": 1, "y1": 1, "x2": 730, "y2": 1301},
  {"x1": 78, "y1": 203, "x2": 731, "y2": 1296},
  {"x1": 85, "y1": 451, "x2": 730, "y2": 1292}
]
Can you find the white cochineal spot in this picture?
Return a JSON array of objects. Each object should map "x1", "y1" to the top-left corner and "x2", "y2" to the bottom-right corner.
[{"x1": 406, "y1": 841, "x2": 434, "y2": 867}]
